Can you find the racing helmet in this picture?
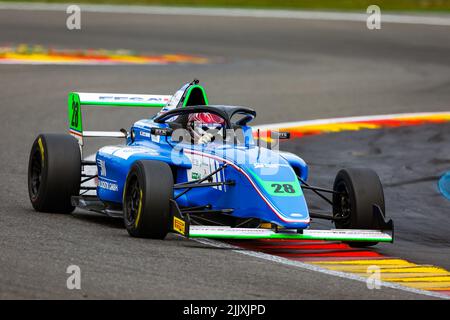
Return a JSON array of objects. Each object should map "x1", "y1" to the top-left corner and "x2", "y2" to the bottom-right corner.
[{"x1": 188, "y1": 112, "x2": 225, "y2": 133}]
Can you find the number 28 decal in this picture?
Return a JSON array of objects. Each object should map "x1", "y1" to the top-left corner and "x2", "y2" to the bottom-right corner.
[{"x1": 271, "y1": 183, "x2": 295, "y2": 194}]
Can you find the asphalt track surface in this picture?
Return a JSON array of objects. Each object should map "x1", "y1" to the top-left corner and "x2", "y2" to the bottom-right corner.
[{"x1": 0, "y1": 8, "x2": 449, "y2": 299}]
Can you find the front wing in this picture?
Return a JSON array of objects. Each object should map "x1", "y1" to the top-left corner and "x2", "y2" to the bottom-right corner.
[
  {"x1": 188, "y1": 226, "x2": 393, "y2": 242},
  {"x1": 170, "y1": 200, "x2": 393, "y2": 243}
]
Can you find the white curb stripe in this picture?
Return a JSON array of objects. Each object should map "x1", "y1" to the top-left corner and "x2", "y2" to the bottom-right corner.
[
  {"x1": 1, "y1": 2, "x2": 450, "y2": 27},
  {"x1": 253, "y1": 111, "x2": 450, "y2": 131}
]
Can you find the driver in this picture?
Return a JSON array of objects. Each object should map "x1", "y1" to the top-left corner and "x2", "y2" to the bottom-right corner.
[{"x1": 187, "y1": 112, "x2": 225, "y2": 144}]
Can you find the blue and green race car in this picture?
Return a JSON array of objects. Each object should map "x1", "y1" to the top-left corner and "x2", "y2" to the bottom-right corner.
[{"x1": 28, "y1": 80, "x2": 393, "y2": 246}]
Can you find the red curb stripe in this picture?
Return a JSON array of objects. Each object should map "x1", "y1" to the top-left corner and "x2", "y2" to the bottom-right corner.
[
  {"x1": 252, "y1": 243, "x2": 352, "y2": 250},
  {"x1": 275, "y1": 251, "x2": 383, "y2": 258},
  {"x1": 289, "y1": 256, "x2": 393, "y2": 262}
]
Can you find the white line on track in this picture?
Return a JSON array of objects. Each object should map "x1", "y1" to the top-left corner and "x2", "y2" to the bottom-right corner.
[
  {"x1": 194, "y1": 238, "x2": 450, "y2": 299},
  {"x1": 1, "y1": 2, "x2": 450, "y2": 27}
]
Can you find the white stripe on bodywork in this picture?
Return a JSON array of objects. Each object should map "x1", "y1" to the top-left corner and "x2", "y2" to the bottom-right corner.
[
  {"x1": 76, "y1": 92, "x2": 171, "y2": 105},
  {"x1": 83, "y1": 131, "x2": 126, "y2": 138}
]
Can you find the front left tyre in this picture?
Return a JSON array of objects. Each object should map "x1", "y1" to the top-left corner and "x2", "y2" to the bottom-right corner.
[
  {"x1": 28, "y1": 134, "x2": 81, "y2": 213},
  {"x1": 123, "y1": 160, "x2": 173, "y2": 239}
]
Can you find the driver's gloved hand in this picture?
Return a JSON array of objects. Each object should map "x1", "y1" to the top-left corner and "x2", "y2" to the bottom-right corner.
[{"x1": 198, "y1": 132, "x2": 214, "y2": 144}]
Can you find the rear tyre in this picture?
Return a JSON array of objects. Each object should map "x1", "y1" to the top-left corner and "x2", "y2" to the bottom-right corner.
[
  {"x1": 28, "y1": 134, "x2": 81, "y2": 213},
  {"x1": 123, "y1": 160, "x2": 173, "y2": 239},
  {"x1": 332, "y1": 168, "x2": 385, "y2": 247}
]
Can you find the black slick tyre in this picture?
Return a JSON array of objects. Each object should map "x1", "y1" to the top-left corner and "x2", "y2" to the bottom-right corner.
[
  {"x1": 28, "y1": 134, "x2": 81, "y2": 213},
  {"x1": 123, "y1": 160, "x2": 173, "y2": 239}
]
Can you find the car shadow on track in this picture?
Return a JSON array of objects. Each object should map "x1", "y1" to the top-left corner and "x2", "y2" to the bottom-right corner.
[{"x1": 70, "y1": 211, "x2": 125, "y2": 229}]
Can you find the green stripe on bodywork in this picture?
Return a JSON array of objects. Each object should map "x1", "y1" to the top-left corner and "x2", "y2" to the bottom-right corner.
[{"x1": 182, "y1": 84, "x2": 209, "y2": 107}]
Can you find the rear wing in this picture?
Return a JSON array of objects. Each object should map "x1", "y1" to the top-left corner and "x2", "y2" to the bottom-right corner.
[
  {"x1": 68, "y1": 82, "x2": 209, "y2": 152},
  {"x1": 68, "y1": 92, "x2": 172, "y2": 146}
]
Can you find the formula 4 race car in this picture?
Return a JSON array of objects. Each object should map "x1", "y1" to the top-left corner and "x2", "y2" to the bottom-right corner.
[{"x1": 28, "y1": 80, "x2": 393, "y2": 246}]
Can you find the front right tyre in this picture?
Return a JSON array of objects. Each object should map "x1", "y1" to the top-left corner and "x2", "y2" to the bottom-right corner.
[{"x1": 332, "y1": 168, "x2": 386, "y2": 247}]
